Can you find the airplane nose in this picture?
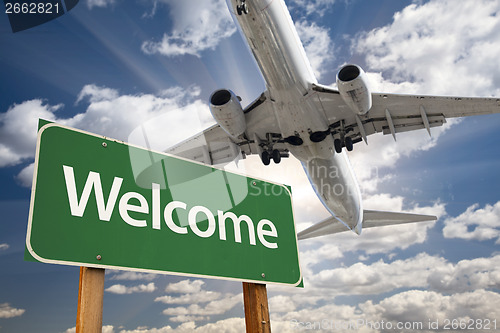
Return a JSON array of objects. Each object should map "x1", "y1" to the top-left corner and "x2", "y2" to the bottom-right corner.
[{"x1": 334, "y1": 196, "x2": 362, "y2": 233}]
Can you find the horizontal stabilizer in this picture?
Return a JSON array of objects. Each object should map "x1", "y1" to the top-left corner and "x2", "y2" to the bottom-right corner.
[
  {"x1": 362, "y1": 210, "x2": 437, "y2": 229},
  {"x1": 297, "y1": 210, "x2": 436, "y2": 240}
]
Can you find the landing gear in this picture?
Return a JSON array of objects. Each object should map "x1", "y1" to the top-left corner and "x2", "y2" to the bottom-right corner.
[
  {"x1": 255, "y1": 133, "x2": 289, "y2": 166},
  {"x1": 237, "y1": 1, "x2": 248, "y2": 15},
  {"x1": 260, "y1": 149, "x2": 281, "y2": 165},
  {"x1": 261, "y1": 151, "x2": 271, "y2": 166},
  {"x1": 334, "y1": 138, "x2": 342, "y2": 154},
  {"x1": 334, "y1": 137, "x2": 354, "y2": 153},
  {"x1": 345, "y1": 137, "x2": 353, "y2": 152},
  {"x1": 333, "y1": 120, "x2": 354, "y2": 153},
  {"x1": 272, "y1": 149, "x2": 281, "y2": 164}
]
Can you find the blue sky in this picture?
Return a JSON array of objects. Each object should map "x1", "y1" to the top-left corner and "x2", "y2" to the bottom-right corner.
[{"x1": 1, "y1": 0, "x2": 500, "y2": 332}]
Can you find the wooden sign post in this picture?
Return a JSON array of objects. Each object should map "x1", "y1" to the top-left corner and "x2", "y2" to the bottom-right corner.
[
  {"x1": 76, "y1": 267, "x2": 105, "y2": 333},
  {"x1": 243, "y1": 282, "x2": 271, "y2": 333}
]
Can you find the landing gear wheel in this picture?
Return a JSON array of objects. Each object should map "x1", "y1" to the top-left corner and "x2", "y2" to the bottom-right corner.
[
  {"x1": 261, "y1": 151, "x2": 271, "y2": 166},
  {"x1": 334, "y1": 139, "x2": 342, "y2": 154},
  {"x1": 237, "y1": 3, "x2": 248, "y2": 15},
  {"x1": 272, "y1": 149, "x2": 281, "y2": 164},
  {"x1": 345, "y1": 137, "x2": 353, "y2": 152}
]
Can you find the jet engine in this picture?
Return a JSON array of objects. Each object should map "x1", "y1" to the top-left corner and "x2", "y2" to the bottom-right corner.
[
  {"x1": 209, "y1": 89, "x2": 247, "y2": 139},
  {"x1": 336, "y1": 64, "x2": 372, "y2": 115}
]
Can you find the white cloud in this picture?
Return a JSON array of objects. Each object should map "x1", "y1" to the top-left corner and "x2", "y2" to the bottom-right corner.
[
  {"x1": 15, "y1": 163, "x2": 35, "y2": 188},
  {"x1": 169, "y1": 315, "x2": 209, "y2": 323},
  {"x1": 0, "y1": 84, "x2": 212, "y2": 187},
  {"x1": 164, "y1": 280, "x2": 205, "y2": 294},
  {"x1": 443, "y1": 201, "x2": 500, "y2": 243},
  {"x1": 108, "y1": 271, "x2": 158, "y2": 281},
  {"x1": 290, "y1": 0, "x2": 336, "y2": 17},
  {"x1": 273, "y1": 302, "x2": 369, "y2": 333},
  {"x1": 157, "y1": 279, "x2": 242, "y2": 323},
  {"x1": 0, "y1": 303, "x2": 25, "y2": 318},
  {"x1": 268, "y1": 295, "x2": 297, "y2": 313},
  {"x1": 427, "y1": 255, "x2": 500, "y2": 293},
  {"x1": 354, "y1": 0, "x2": 500, "y2": 97},
  {"x1": 117, "y1": 318, "x2": 245, "y2": 333},
  {"x1": 106, "y1": 288, "x2": 500, "y2": 332},
  {"x1": 62, "y1": 255, "x2": 500, "y2": 330},
  {"x1": 271, "y1": 253, "x2": 500, "y2": 311},
  {"x1": 76, "y1": 84, "x2": 119, "y2": 104},
  {"x1": 155, "y1": 291, "x2": 221, "y2": 305},
  {"x1": 104, "y1": 326, "x2": 116, "y2": 333},
  {"x1": 105, "y1": 282, "x2": 156, "y2": 294},
  {"x1": 85, "y1": 0, "x2": 115, "y2": 10},
  {"x1": 307, "y1": 253, "x2": 445, "y2": 296},
  {"x1": 360, "y1": 289, "x2": 500, "y2": 332},
  {"x1": 141, "y1": 0, "x2": 236, "y2": 57},
  {"x1": 0, "y1": 244, "x2": 9, "y2": 251},
  {"x1": 107, "y1": 287, "x2": 500, "y2": 332},
  {"x1": 66, "y1": 84, "x2": 211, "y2": 146},
  {"x1": 364, "y1": 71, "x2": 422, "y2": 95},
  {"x1": 0, "y1": 100, "x2": 61, "y2": 167},
  {"x1": 162, "y1": 294, "x2": 242, "y2": 318},
  {"x1": 64, "y1": 325, "x2": 115, "y2": 333},
  {"x1": 295, "y1": 20, "x2": 333, "y2": 79},
  {"x1": 266, "y1": 255, "x2": 500, "y2": 331}
]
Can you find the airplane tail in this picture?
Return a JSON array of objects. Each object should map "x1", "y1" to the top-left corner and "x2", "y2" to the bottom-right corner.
[{"x1": 297, "y1": 210, "x2": 436, "y2": 240}]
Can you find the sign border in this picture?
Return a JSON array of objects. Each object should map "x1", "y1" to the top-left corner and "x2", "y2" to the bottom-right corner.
[{"x1": 26, "y1": 121, "x2": 302, "y2": 287}]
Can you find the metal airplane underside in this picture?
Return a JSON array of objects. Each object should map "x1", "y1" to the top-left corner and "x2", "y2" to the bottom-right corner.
[{"x1": 167, "y1": 0, "x2": 500, "y2": 239}]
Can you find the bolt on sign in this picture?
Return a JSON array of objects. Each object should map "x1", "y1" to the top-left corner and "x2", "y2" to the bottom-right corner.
[{"x1": 26, "y1": 121, "x2": 302, "y2": 286}]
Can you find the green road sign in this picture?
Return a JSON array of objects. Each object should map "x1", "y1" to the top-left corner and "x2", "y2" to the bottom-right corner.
[{"x1": 26, "y1": 121, "x2": 302, "y2": 286}]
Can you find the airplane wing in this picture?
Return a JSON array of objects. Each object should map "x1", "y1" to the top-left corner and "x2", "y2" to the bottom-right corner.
[
  {"x1": 311, "y1": 84, "x2": 500, "y2": 145},
  {"x1": 167, "y1": 85, "x2": 499, "y2": 163},
  {"x1": 166, "y1": 123, "x2": 241, "y2": 165},
  {"x1": 166, "y1": 92, "x2": 286, "y2": 165},
  {"x1": 297, "y1": 210, "x2": 437, "y2": 240}
]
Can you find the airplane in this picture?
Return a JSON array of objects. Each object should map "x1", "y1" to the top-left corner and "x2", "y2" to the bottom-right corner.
[{"x1": 167, "y1": 0, "x2": 500, "y2": 240}]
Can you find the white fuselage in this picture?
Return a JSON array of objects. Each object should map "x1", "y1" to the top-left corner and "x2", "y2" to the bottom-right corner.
[{"x1": 227, "y1": 0, "x2": 363, "y2": 232}]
